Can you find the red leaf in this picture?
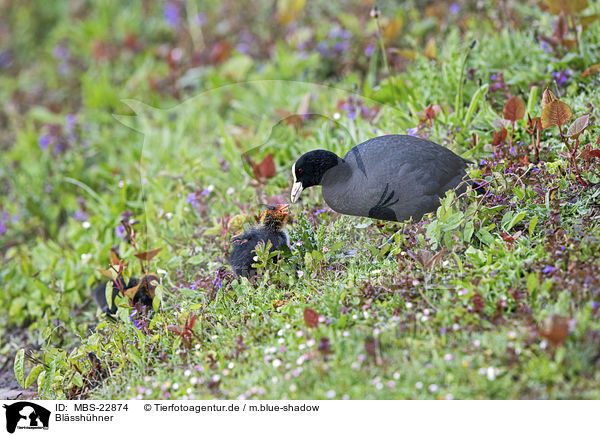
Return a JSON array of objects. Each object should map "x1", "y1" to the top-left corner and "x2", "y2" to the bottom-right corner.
[
  {"x1": 135, "y1": 247, "x2": 162, "y2": 261},
  {"x1": 166, "y1": 325, "x2": 185, "y2": 335},
  {"x1": 541, "y1": 100, "x2": 572, "y2": 128},
  {"x1": 209, "y1": 41, "x2": 231, "y2": 64},
  {"x1": 539, "y1": 314, "x2": 570, "y2": 346},
  {"x1": 503, "y1": 96, "x2": 525, "y2": 122},
  {"x1": 473, "y1": 292, "x2": 485, "y2": 314},
  {"x1": 187, "y1": 313, "x2": 196, "y2": 329},
  {"x1": 491, "y1": 128, "x2": 507, "y2": 146},
  {"x1": 303, "y1": 308, "x2": 320, "y2": 328},
  {"x1": 250, "y1": 153, "x2": 276, "y2": 180},
  {"x1": 541, "y1": 87, "x2": 558, "y2": 110}
]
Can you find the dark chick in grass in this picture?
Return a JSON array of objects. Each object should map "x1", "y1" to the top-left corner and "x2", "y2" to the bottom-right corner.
[
  {"x1": 229, "y1": 204, "x2": 291, "y2": 278},
  {"x1": 93, "y1": 274, "x2": 158, "y2": 315}
]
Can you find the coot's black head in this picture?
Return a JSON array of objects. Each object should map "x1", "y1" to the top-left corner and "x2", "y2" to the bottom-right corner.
[{"x1": 291, "y1": 150, "x2": 340, "y2": 202}]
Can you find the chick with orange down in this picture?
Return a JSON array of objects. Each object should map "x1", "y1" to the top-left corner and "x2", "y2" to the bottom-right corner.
[{"x1": 229, "y1": 204, "x2": 291, "y2": 278}]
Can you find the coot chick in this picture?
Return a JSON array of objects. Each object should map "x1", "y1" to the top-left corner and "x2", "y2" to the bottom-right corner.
[
  {"x1": 291, "y1": 134, "x2": 471, "y2": 222},
  {"x1": 93, "y1": 274, "x2": 158, "y2": 314},
  {"x1": 229, "y1": 204, "x2": 290, "y2": 278}
]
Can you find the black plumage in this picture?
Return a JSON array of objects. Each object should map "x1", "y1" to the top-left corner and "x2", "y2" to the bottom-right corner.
[
  {"x1": 229, "y1": 204, "x2": 290, "y2": 278},
  {"x1": 92, "y1": 274, "x2": 158, "y2": 314},
  {"x1": 291, "y1": 134, "x2": 472, "y2": 222}
]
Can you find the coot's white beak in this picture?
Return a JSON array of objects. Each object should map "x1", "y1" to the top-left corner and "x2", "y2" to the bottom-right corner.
[{"x1": 291, "y1": 181, "x2": 303, "y2": 203}]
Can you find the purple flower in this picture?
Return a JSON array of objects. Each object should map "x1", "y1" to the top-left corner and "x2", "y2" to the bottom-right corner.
[
  {"x1": 187, "y1": 193, "x2": 198, "y2": 208},
  {"x1": 73, "y1": 210, "x2": 89, "y2": 221},
  {"x1": 129, "y1": 310, "x2": 142, "y2": 330},
  {"x1": 194, "y1": 12, "x2": 206, "y2": 26},
  {"x1": 38, "y1": 134, "x2": 52, "y2": 150},
  {"x1": 115, "y1": 225, "x2": 126, "y2": 238},
  {"x1": 406, "y1": 127, "x2": 419, "y2": 137},
  {"x1": 57, "y1": 61, "x2": 70, "y2": 75},
  {"x1": 236, "y1": 43, "x2": 250, "y2": 54},
  {"x1": 0, "y1": 51, "x2": 12, "y2": 69},
  {"x1": 52, "y1": 44, "x2": 70, "y2": 60},
  {"x1": 314, "y1": 209, "x2": 326, "y2": 216},
  {"x1": 540, "y1": 41, "x2": 552, "y2": 53},
  {"x1": 66, "y1": 114, "x2": 77, "y2": 131},
  {"x1": 316, "y1": 41, "x2": 329, "y2": 57},
  {"x1": 490, "y1": 74, "x2": 497, "y2": 81},
  {"x1": 328, "y1": 27, "x2": 342, "y2": 39},
  {"x1": 592, "y1": 301, "x2": 599, "y2": 310},
  {"x1": 0, "y1": 221, "x2": 5, "y2": 236},
  {"x1": 333, "y1": 41, "x2": 346, "y2": 52},
  {"x1": 449, "y1": 3, "x2": 460, "y2": 14},
  {"x1": 200, "y1": 188, "x2": 211, "y2": 196},
  {"x1": 164, "y1": 3, "x2": 180, "y2": 28},
  {"x1": 542, "y1": 265, "x2": 555, "y2": 274},
  {"x1": 364, "y1": 44, "x2": 375, "y2": 57}
]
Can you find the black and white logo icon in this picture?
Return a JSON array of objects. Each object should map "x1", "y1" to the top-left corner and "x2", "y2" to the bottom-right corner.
[{"x1": 3, "y1": 402, "x2": 50, "y2": 433}]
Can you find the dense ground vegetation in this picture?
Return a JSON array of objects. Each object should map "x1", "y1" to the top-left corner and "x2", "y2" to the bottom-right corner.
[{"x1": 1, "y1": 0, "x2": 599, "y2": 399}]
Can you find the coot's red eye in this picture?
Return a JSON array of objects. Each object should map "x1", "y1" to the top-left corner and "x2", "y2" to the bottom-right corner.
[{"x1": 298, "y1": 169, "x2": 303, "y2": 175}]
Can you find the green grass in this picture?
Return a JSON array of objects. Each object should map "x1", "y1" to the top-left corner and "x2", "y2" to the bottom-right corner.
[{"x1": 2, "y1": 0, "x2": 600, "y2": 400}]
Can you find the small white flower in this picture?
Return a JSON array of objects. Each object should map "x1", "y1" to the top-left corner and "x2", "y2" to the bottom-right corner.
[
  {"x1": 343, "y1": 331, "x2": 350, "y2": 337},
  {"x1": 444, "y1": 353, "x2": 453, "y2": 361},
  {"x1": 118, "y1": 180, "x2": 125, "y2": 188},
  {"x1": 326, "y1": 390, "x2": 336, "y2": 398},
  {"x1": 428, "y1": 384, "x2": 438, "y2": 392},
  {"x1": 333, "y1": 112, "x2": 341, "y2": 120},
  {"x1": 212, "y1": 374, "x2": 220, "y2": 382},
  {"x1": 306, "y1": 339, "x2": 315, "y2": 347},
  {"x1": 165, "y1": 212, "x2": 173, "y2": 220},
  {"x1": 405, "y1": 302, "x2": 413, "y2": 309},
  {"x1": 415, "y1": 381, "x2": 423, "y2": 389},
  {"x1": 226, "y1": 187, "x2": 235, "y2": 195},
  {"x1": 289, "y1": 384, "x2": 297, "y2": 392},
  {"x1": 393, "y1": 372, "x2": 400, "y2": 380},
  {"x1": 296, "y1": 331, "x2": 303, "y2": 338},
  {"x1": 82, "y1": 221, "x2": 91, "y2": 229}
]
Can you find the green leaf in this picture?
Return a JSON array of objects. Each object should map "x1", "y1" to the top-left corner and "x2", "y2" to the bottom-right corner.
[
  {"x1": 528, "y1": 215, "x2": 538, "y2": 235},
  {"x1": 476, "y1": 228, "x2": 495, "y2": 245},
  {"x1": 14, "y1": 349, "x2": 25, "y2": 387},
  {"x1": 463, "y1": 221, "x2": 475, "y2": 242},
  {"x1": 72, "y1": 372, "x2": 84, "y2": 388},
  {"x1": 440, "y1": 211, "x2": 464, "y2": 231},
  {"x1": 507, "y1": 211, "x2": 526, "y2": 231},
  {"x1": 25, "y1": 364, "x2": 43, "y2": 388}
]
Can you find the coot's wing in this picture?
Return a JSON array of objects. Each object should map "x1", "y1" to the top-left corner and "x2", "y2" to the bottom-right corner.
[{"x1": 344, "y1": 135, "x2": 469, "y2": 221}]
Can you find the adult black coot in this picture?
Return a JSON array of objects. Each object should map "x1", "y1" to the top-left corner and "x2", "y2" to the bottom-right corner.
[{"x1": 291, "y1": 134, "x2": 471, "y2": 222}]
